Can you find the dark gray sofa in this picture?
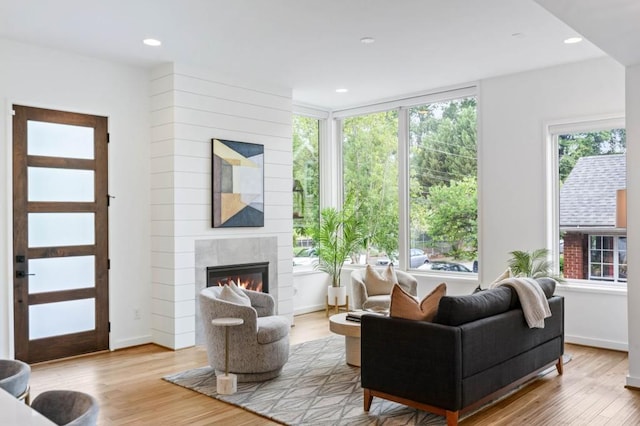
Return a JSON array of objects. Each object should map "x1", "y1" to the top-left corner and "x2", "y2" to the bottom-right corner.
[{"x1": 360, "y1": 278, "x2": 564, "y2": 426}]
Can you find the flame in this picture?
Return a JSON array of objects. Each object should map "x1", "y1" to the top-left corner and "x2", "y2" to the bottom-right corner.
[{"x1": 216, "y1": 275, "x2": 263, "y2": 292}]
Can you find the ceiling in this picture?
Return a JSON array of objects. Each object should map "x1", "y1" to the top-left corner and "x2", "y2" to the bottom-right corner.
[
  {"x1": 534, "y1": 0, "x2": 640, "y2": 67},
  {"x1": 0, "y1": 0, "x2": 625, "y2": 110}
]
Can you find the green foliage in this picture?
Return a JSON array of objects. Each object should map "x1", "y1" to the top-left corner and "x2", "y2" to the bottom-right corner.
[
  {"x1": 312, "y1": 203, "x2": 364, "y2": 287},
  {"x1": 343, "y1": 111, "x2": 399, "y2": 260},
  {"x1": 558, "y1": 129, "x2": 626, "y2": 182},
  {"x1": 409, "y1": 98, "x2": 478, "y2": 259},
  {"x1": 292, "y1": 115, "x2": 320, "y2": 242},
  {"x1": 426, "y1": 176, "x2": 477, "y2": 259},
  {"x1": 508, "y1": 248, "x2": 563, "y2": 281},
  {"x1": 411, "y1": 98, "x2": 477, "y2": 195}
]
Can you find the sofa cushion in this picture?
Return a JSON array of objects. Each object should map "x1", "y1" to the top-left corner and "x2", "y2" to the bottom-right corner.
[
  {"x1": 390, "y1": 283, "x2": 446, "y2": 321},
  {"x1": 434, "y1": 277, "x2": 557, "y2": 326},
  {"x1": 364, "y1": 264, "x2": 398, "y2": 296},
  {"x1": 434, "y1": 287, "x2": 513, "y2": 326},
  {"x1": 256, "y1": 315, "x2": 290, "y2": 344}
]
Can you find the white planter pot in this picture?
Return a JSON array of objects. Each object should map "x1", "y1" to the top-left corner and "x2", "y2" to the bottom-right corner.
[{"x1": 327, "y1": 285, "x2": 347, "y2": 306}]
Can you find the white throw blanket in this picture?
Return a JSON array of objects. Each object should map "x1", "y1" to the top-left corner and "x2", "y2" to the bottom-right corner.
[{"x1": 490, "y1": 277, "x2": 551, "y2": 328}]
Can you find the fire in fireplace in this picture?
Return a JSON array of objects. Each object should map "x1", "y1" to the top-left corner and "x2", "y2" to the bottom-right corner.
[{"x1": 206, "y1": 262, "x2": 269, "y2": 293}]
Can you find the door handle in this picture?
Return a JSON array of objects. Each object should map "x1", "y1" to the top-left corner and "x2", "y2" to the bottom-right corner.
[{"x1": 15, "y1": 271, "x2": 35, "y2": 278}]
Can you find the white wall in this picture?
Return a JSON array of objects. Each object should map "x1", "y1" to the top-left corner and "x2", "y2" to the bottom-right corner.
[
  {"x1": 0, "y1": 38, "x2": 152, "y2": 356},
  {"x1": 626, "y1": 63, "x2": 640, "y2": 386},
  {"x1": 480, "y1": 56, "x2": 627, "y2": 349},
  {"x1": 149, "y1": 63, "x2": 294, "y2": 349}
]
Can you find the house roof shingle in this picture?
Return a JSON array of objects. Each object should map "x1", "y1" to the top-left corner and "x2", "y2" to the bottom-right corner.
[{"x1": 559, "y1": 154, "x2": 626, "y2": 228}]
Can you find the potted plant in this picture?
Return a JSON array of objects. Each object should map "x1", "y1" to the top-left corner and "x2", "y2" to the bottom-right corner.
[
  {"x1": 508, "y1": 248, "x2": 564, "y2": 281},
  {"x1": 313, "y1": 203, "x2": 364, "y2": 306}
]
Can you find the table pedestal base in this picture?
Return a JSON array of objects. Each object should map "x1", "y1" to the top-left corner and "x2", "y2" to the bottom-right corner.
[
  {"x1": 217, "y1": 373, "x2": 237, "y2": 395},
  {"x1": 345, "y1": 336, "x2": 361, "y2": 367}
]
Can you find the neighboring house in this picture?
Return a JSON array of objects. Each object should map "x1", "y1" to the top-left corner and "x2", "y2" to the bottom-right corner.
[{"x1": 560, "y1": 154, "x2": 627, "y2": 282}]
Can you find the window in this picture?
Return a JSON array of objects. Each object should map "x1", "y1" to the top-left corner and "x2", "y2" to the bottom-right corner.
[
  {"x1": 589, "y1": 236, "x2": 627, "y2": 282},
  {"x1": 553, "y1": 123, "x2": 626, "y2": 284},
  {"x1": 292, "y1": 115, "x2": 320, "y2": 271},
  {"x1": 408, "y1": 97, "x2": 477, "y2": 272},
  {"x1": 342, "y1": 111, "x2": 399, "y2": 266}
]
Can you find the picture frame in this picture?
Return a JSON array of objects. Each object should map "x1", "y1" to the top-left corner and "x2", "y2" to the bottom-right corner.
[{"x1": 211, "y1": 138, "x2": 264, "y2": 228}]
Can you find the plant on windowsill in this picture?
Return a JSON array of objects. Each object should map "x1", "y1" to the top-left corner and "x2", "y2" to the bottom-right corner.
[
  {"x1": 507, "y1": 248, "x2": 564, "y2": 282},
  {"x1": 313, "y1": 202, "x2": 364, "y2": 306}
]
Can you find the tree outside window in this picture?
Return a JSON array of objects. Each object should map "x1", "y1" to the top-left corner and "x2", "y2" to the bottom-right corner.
[
  {"x1": 292, "y1": 115, "x2": 320, "y2": 271},
  {"x1": 342, "y1": 111, "x2": 399, "y2": 265},
  {"x1": 409, "y1": 97, "x2": 478, "y2": 272}
]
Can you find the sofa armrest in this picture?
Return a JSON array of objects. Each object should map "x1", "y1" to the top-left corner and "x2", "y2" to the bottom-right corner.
[{"x1": 361, "y1": 315, "x2": 463, "y2": 411}]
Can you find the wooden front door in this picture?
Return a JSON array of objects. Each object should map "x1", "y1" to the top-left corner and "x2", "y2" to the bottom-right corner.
[{"x1": 12, "y1": 105, "x2": 109, "y2": 363}]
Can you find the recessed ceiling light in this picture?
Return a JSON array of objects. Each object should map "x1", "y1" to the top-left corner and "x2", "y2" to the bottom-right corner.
[
  {"x1": 360, "y1": 37, "x2": 375, "y2": 44},
  {"x1": 143, "y1": 38, "x2": 162, "y2": 47},
  {"x1": 564, "y1": 37, "x2": 583, "y2": 44},
  {"x1": 336, "y1": 88, "x2": 348, "y2": 93}
]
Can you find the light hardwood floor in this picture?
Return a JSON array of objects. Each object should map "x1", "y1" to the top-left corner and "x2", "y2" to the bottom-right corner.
[{"x1": 30, "y1": 311, "x2": 640, "y2": 425}]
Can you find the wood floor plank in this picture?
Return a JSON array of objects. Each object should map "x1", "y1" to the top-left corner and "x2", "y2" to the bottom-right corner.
[{"x1": 29, "y1": 311, "x2": 640, "y2": 425}]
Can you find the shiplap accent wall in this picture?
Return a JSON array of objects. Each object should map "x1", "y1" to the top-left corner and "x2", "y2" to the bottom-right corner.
[{"x1": 150, "y1": 63, "x2": 294, "y2": 349}]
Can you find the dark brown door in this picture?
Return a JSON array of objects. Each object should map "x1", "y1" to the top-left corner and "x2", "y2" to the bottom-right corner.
[{"x1": 12, "y1": 105, "x2": 109, "y2": 363}]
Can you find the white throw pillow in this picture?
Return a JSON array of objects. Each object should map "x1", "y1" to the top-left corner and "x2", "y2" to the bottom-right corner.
[
  {"x1": 229, "y1": 280, "x2": 249, "y2": 297},
  {"x1": 364, "y1": 264, "x2": 398, "y2": 296},
  {"x1": 218, "y1": 284, "x2": 251, "y2": 306},
  {"x1": 490, "y1": 268, "x2": 512, "y2": 286}
]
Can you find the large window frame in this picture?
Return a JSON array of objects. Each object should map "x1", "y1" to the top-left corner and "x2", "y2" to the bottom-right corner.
[
  {"x1": 292, "y1": 106, "x2": 329, "y2": 273},
  {"x1": 332, "y1": 85, "x2": 478, "y2": 274},
  {"x1": 545, "y1": 114, "x2": 626, "y2": 287}
]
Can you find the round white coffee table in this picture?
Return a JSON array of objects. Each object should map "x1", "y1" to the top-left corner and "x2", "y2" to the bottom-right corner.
[
  {"x1": 211, "y1": 317, "x2": 244, "y2": 394},
  {"x1": 329, "y1": 313, "x2": 361, "y2": 367}
]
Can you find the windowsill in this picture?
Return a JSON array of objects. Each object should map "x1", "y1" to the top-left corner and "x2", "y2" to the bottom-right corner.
[
  {"x1": 292, "y1": 267, "x2": 324, "y2": 277},
  {"x1": 556, "y1": 280, "x2": 627, "y2": 296},
  {"x1": 342, "y1": 264, "x2": 480, "y2": 283}
]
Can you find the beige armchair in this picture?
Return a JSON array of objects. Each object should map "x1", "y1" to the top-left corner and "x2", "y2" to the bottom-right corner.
[{"x1": 350, "y1": 268, "x2": 418, "y2": 311}]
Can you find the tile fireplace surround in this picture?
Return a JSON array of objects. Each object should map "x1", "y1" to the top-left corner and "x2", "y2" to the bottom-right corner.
[{"x1": 194, "y1": 237, "x2": 279, "y2": 344}]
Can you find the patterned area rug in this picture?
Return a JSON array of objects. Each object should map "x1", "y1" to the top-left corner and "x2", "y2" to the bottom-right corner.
[{"x1": 164, "y1": 336, "x2": 566, "y2": 425}]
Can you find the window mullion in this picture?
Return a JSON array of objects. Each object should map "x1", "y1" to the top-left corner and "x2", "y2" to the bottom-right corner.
[{"x1": 398, "y1": 107, "x2": 409, "y2": 270}]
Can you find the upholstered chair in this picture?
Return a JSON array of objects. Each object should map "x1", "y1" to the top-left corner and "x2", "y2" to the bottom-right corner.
[
  {"x1": 0, "y1": 359, "x2": 31, "y2": 403},
  {"x1": 31, "y1": 390, "x2": 99, "y2": 426},
  {"x1": 351, "y1": 268, "x2": 418, "y2": 311},
  {"x1": 199, "y1": 286, "x2": 290, "y2": 382}
]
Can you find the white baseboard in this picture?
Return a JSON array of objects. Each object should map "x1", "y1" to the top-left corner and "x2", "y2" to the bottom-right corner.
[
  {"x1": 111, "y1": 334, "x2": 153, "y2": 350},
  {"x1": 293, "y1": 304, "x2": 325, "y2": 316},
  {"x1": 626, "y1": 375, "x2": 640, "y2": 389},
  {"x1": 565, "y1": 334, "x2": 628, "y2": 352}
]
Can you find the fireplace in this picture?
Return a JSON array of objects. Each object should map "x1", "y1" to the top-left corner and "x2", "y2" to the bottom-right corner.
[{"x1": 206, "y1": 262, "x2": 269, "y2": 293}]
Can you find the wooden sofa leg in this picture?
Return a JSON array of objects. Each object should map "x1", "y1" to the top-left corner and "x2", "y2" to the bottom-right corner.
[
  {"x1": 556, "y1": 356, "x2": 564, "y2": 375},
  {"x1": 363, "y1": 389, "x2": 373, "y2": 411},
  {"x1": 446, "y1": 410, "x2": 459, "y2": 426}
]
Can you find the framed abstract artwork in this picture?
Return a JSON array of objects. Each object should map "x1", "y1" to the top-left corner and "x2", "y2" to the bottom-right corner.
[{"x1": 211, "y1": 138, "x2": 264, "y2": 228}]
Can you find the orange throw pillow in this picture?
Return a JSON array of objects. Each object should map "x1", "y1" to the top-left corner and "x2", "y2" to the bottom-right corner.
[{"x1": 390, "y1": 282, "x2": 446, "y2": 321}]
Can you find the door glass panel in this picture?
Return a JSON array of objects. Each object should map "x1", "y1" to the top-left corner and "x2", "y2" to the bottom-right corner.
[
  {"x1": 28, "y1": 167, "x2": 94, "y2": 202},
  {"x1": 28, "y1": 213, "x2": 94, "y2": 247},
  {"x1": 29, "y1": 299, "x2": 95, "y2": 339},
  {"x1": 27, "y1": 121, "x2": 94, "y2": 159},
  {"x1": 28, "y1": 256, "x2": 95, "y2": 294}
]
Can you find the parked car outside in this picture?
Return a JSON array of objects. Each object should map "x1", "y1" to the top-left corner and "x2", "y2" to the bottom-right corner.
[
  {"x1": 375, "y1": 248, "x2": 429, "y2": 268},
  {"x1": 418, "y1": 261, "x2": 472, "y2": 272}
]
